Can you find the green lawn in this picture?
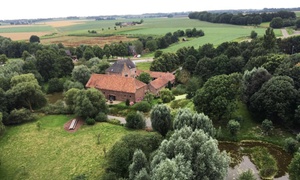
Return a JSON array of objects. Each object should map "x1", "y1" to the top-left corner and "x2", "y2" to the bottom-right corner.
[
  {"x1": 135, "y1": 61, "x2": 152, "y2": 71},
  {"x1": 0, "y1": 115, "x2": 148, "y2": 180}
]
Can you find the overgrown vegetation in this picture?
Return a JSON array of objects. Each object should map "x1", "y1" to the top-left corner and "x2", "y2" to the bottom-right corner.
[{"x1": 243, "y1": 147, "x2": 278, "y2": 179}]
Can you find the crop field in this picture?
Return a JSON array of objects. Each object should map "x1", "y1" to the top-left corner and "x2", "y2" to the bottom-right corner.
[
  {"x1": 0, "y1": 25, "x2": 54, "y2": 41},
  {"x1": 0, "y1": 17, "x2": 282, "y2": 52},
  {"x1": 41, "y1": 35, "x2": 137, "y2": 47},
  {"x1": 0, "y1": 115, "x2": 149, "y2": 180}
]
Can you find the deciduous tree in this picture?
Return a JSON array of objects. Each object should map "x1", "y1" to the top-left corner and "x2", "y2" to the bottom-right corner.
[
  {"x1": 150, "y1": 104, "x2": 172, "y2": 137},
  {"x1": 173, "y1": 108, "x2": 215, "y2": 137},
  {"x1": 29, "y1": 35, "x2": 40, "y2": 43},
  {"x1": 6, "y1": 73, "x2": 46, "y2": 112},
  {"x1": 151, "y1": 126, "x2": 229, "y2": 180},
  {"x1": 71, "y1": 65, "x2": 91, "y2": 85},
  {"x1": 137, "y1": 72, "x2": 151, "y2": 84},
  {"x1": 249, "y1": 76, "x2": 298, "y2": 123},
  {"x1": 125, "y1": 111, "x2": 146, "y2": 129},
  {"x1": 194, "y1": 73, "x2": 241, "y2": 121},
  {"x1": 129, "y1": 149, "x2": 149, "y2": 180}
]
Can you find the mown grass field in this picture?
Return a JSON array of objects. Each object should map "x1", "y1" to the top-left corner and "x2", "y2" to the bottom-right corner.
[{"x1": 0, "y1": 115, "x2": 149, "y2": 180}]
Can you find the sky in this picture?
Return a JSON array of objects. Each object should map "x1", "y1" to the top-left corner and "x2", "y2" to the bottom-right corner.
[{"x1": 1, "y1": 0, "x2": 300, "y2": 20}]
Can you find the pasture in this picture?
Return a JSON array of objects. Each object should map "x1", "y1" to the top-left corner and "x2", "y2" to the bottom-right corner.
[
  {"x1": 0, "y1": 115, "x2": 149, "y2": 180},
  {"x1": 0, "y1": 17, "x2": 282, "y2": 52}
]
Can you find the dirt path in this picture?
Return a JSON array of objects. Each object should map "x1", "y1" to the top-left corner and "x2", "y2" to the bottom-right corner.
[
  {"x1": 281, "y1": 29, "x2": 290, "y2": 38},
  {"x1": 281, "y1": 28, "x2": 300, "y2": 38}
]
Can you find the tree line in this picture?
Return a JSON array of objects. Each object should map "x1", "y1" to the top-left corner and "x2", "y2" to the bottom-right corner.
[{"x1": 188, "y1": 10, "x2": 296, "y2": 26}]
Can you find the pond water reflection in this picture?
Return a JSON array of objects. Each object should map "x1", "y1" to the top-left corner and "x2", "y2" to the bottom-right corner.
[{"x1": 219, "y1": 141, "x2": 292, "y2": 180}]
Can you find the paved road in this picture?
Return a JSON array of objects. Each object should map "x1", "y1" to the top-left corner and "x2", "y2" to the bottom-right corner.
[{"x1": 108, "y1": 115, "x2": 152, "y2": 128}]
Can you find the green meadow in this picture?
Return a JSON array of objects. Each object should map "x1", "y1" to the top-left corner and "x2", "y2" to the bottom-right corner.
[{"x1": 0, "y1": 115, "x2": 150, "y2": 180}]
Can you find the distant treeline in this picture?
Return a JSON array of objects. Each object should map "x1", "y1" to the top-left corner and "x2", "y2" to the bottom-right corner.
[{"x1": 188, "y1": 11, "x2": 296, "y2": 26}]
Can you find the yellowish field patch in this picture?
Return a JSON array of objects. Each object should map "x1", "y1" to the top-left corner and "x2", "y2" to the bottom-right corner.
[
  {"x1": 43, "y1": 20, "x2": 87, "y2": 27},
  {"x1": 0, "y1": 32, "x2": 52, "y2": 41},
  {"x1": 41, "y1": 35, "x2": 137, "y2": 47}
]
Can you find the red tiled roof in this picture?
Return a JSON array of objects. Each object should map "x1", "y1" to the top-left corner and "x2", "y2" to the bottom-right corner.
[
  {"x1": 136, "y1": 70, "x2": 175, "y2": 82},
  {"x1": 149, "y1": 77, "x2": 169, "y2": 90},
  {"x1": 86, "y1": 74, "x2": 146, "y2": 93}
]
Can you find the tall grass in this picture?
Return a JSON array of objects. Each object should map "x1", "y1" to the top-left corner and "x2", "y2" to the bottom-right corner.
[{"x1": 0, "y1": 115, "x2": 148, "y2": 180}]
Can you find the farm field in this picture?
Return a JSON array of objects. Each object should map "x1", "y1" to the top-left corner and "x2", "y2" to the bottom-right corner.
[
  {"x1": 0, "y1": 17, "x2": 282, "y2": 52},
  {"x1": 0, "y1": 115, "x2": 150, "y2": 180}
]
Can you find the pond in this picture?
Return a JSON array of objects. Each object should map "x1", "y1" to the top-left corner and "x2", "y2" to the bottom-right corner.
[{"x1": 219, "y1": 141, "x2": 292, "y2": 180}]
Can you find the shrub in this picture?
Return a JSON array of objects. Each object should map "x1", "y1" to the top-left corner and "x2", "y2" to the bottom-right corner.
[
  {"x1": 125, "y1": 111, "x2": 146, "y2": 129},
  {"x1": 86, "y1": 117, "x2": 95, "y2": 125},
  {"x1": 227, "y1": 120, "x2": 240, "y2": 137},
  {"x1": 250, "y1": 30, "x2": 257, "y2": 39},
  {"x1": 63, "y1": 80, "x2": 84, "y2": 91},
  {"x1": 248, "y1": 147, "x2": 278, "y2": 179},
  {"x1": 284, "y1": 137, "x2": 299, "y2": 154},
  {"x1": 160, "y1": 88, "x2": 175, "y2": 103},
  {"x1": 261, "y1": 119, "x2": 273, "y2": 135},
  {"x1": 288, "y1": 152, "x2": 300, "y2": 180},
  {"x1": 95, "y1": 112, "x2": 108, "y2": 122},
  {"x1": 41, "y1": 100, "x2": 70, "y2": 114},
  {"x1": 36, "y1": 120, "x2": 42, "y2": 131},
  {"x1": 171, "y1": 84, "x2": 186, "y2": 96},
  {"x1": 133, "y1": 101, "x2": 151, "y2": 112},
  {"x1": 4, "y1": 108, "x2": 36, "y2": 125},
  {"x1": 238, "y1": 169, "x2": 256, "y2": 180},
  {"x1": 125, "y1": 99, "x2": 130, "y2": 106},
  {"x1": 107, "y1": 119, "x2": 122, "y2": 126}
]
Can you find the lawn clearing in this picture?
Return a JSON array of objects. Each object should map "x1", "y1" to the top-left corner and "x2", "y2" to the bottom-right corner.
[
  {"x1": 0, "y1": 114, "x2": 149, "y2": 180},
  {"x1": 135, "y1": 61, "x2": 152, "y2": 71}
]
